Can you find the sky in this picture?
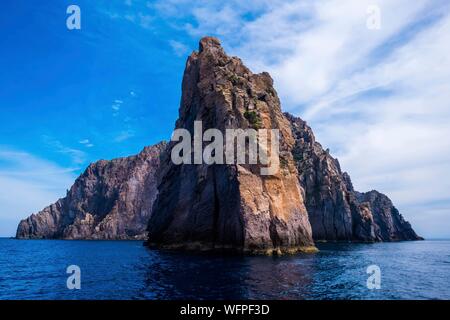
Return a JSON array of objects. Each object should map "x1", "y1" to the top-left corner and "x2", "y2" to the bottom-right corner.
[{"x1": 0, "y1": 0, "x2": 449, "y2": 238}]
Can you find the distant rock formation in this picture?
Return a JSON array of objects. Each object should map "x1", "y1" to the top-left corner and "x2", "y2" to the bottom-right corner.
[
  {"x1": 16, "y1": 143, "x2": 165, "y2": 240},
  {"x1": 147, "y1": 37, "x2": 316, "y2": 254},
  {"x1": 286, "y1": 113, "x2": 422, "y2": 241},
  {"x1": 354, "y1": 190, "x2": 422, "y2": 241}
]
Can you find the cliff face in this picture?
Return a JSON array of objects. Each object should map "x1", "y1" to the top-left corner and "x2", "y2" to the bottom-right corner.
[
  {"x1": 355, "y1": 190, "x2": 422, "y2": 241},
  {"x1": 286, "y1": 113, "x2": 422, "y2": 241},
  {"x1": 147, "y1": 37, "x2": 316, "y2": 254},
  {"x1": 16, "y1": 142, "x2": 166, "y2": 240}
]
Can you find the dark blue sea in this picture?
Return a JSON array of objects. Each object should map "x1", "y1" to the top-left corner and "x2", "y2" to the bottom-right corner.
[{"x1": 0, "y1": 239, "x2": 449, "y2": 300}]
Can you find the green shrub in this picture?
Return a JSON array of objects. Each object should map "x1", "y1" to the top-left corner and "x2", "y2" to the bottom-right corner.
[{"x1": 244, "y1": 110, "x2": 262, "y2": 129}]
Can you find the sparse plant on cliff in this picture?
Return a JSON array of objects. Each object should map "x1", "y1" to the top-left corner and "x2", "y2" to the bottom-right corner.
[
  {"x1": 280, "y1": 156, "x2": 289, "y2": 169},
  {"x1": 229, "y1": 74, "x2": 240, "y2": 85},
  {"x1": 244, "y1": 110, "x2": 262, "y2": 129}
]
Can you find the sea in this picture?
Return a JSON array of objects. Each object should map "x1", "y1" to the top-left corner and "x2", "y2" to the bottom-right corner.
[{"x1": 0, "y1": 238, "x2": 449, "y2": 300}]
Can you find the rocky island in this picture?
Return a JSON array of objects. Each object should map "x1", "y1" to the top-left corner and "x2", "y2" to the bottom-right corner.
[{"x1": 16, "y1": 37, "x2": 422, "y2": 252}]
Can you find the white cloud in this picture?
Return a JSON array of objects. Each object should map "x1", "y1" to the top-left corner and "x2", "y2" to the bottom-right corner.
[
  {"x1": 114, "y1": 130, "x2": 135, "y2": 142},
  {"x1": 169, "y1": 40, "x2": 189, "y2": 57},
  {"x1": 103, "y1": 4, "x2": 153, "y2": 30},
  {"x1": 0, "y1": 149, "x2": 77, "y2": 237},
  {"x1": 79, "y1": 139, "x2": 94, "y2": 148},
  {"x1": 112, "y1": 99, "x2": 124, "y2": 112}
]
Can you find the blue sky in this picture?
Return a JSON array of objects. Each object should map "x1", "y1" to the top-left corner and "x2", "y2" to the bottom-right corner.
[{"x1": 1, "y1": 0, "x2": 449, "y2": 238}]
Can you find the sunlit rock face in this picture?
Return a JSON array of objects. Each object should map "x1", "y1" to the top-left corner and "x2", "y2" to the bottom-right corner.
[{"x1": 16, "y1": 142, "x2": 166, "y2": 240}]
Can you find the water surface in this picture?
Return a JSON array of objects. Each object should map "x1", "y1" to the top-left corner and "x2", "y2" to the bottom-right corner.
[{"x1": 0, "y1": 239, "x2": 448, "y2": 300}]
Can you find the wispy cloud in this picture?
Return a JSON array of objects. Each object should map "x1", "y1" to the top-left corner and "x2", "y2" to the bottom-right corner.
[
  {"x1": 169, "y1": 40, "x2": 189, "y2": 56},
  {"x1": 79, "y1": 139, "x2": 94, "y2": 148},
  {"x1": 0, "y1": 149, "x2": 77, "y2": 236},
  {"x1": 104, "y1": 1, "x2": 154, "y2": 30},
  {"x1": 112, "y1": 99, "x2": 123, "y2": 112},
  {"x1": 42, "y1": 135, "x2": 86, "y2": 165},
  {"x1": 114, "y1": 130, "x2": 135, "y2": 142}
]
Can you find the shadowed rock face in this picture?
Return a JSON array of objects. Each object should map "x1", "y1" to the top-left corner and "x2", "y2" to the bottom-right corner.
[
  {"x1": 147, "y1": 37, "x2": 316, "y2": 254},
  {"x1": 286, "y1": 113, "x2": 422, "y2": 242},
  {"x1": 16, "y1": 142, "x2": 166, "y2": 240}
]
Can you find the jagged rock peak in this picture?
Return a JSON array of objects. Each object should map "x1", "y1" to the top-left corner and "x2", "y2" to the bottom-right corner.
[{"x1": 199, "y1": 36, "x2": 222, "y2": 53}]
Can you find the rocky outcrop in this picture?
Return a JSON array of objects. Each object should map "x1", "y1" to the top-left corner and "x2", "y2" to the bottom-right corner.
[
  {"x1": 147, "y1": 37, "x2": 316, "y2": 254},
  {"x1": 355, "y1": 190, "x2": 422, "y2": 241},
  {"x1": 286, "y1": 113, "x2": 422, "y2": 241},
  {"x1": 16, "y1": 142, "x2": 166, "y2": 240}
]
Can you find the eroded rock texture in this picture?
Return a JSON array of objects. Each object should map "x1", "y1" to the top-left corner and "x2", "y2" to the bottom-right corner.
[
  {"x1": 147, "y1": 37, "x2": 316, "y2": 254},
  {"x1": 286, "y1": 113, "x2": 422, "y2": 241},
  {"x1": 16, "y1": 142, "x2": 166, "y2": 240}
]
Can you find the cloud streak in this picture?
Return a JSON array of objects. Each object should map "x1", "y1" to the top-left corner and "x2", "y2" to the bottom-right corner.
[
  {"x1": 114, "y1": 130, "x2": 135, "y2": 142},
  {"x1": 42, "y1": 135, "x2": 87, "y2": 165},
  {"x1": 0, "y1": 149, "x2": 77, "y2": 237},
  {"x1": 79, "y1": 139, "x2": 94, "y2": 148},
  {"x1": 169, "y1": 40, "x2": 189, "y2": 57}
]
